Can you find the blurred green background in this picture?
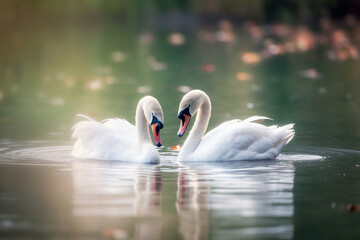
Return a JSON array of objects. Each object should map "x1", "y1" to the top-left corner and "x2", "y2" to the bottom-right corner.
[{"x1": 0, "y1": 0, "x2": 360, "y2": 148}]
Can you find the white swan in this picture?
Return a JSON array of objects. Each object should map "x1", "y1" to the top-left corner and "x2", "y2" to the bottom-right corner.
[
  {"x1": 177, "y1": 90, "x2": 294, "y2": 161},
  {"x1": 71, "y1": 96, "x2": 164, "y2": 163}
]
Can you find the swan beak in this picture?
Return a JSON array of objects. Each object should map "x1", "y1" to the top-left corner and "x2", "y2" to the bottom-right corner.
[
  {"x1": 177, "y1": 113, "x2": 191, "y2": 137},
  {"x1": 151, "y1": 122, "x2": 163, "y2": 147}
]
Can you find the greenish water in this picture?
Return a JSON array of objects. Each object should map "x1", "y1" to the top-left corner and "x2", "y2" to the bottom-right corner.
[{"x1": 1, "y1": 22, "x2": 360, "y2": 239}]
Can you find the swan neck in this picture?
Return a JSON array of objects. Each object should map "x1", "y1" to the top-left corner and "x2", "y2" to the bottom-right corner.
[
  {"x1": 182, "y1": 95, "x2": 211, "y2": 154},
  {"x1": 136, "y1": 100, "x2": 152, "y2": 150}
]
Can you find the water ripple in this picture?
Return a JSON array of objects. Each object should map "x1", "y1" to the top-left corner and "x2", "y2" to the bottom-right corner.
[{"x1": 1, "y1": 142, "x2": 360, "y2": 167}]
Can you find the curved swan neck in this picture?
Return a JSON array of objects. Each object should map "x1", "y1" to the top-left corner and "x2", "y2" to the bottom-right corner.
[
  {"x1": 135, "y1": 100, "x2": 152, "y2": 150},
  {"x1": 181, "y1": 94, "x2": 211, "y2": 154}
]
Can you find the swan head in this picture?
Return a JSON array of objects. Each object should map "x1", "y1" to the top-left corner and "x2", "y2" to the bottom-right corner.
[
  {"x1": 177, "y1": 90, "x2": 207, "y2": 137},
  {"x1": 141, "y1": 96, "x2": 164, "y2": 147}
]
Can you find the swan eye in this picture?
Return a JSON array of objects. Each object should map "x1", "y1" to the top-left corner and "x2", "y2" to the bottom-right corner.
[
  {"x1": 151, "y1": 113, "x2": 156, "y2": 125},
  {"x1": 151, "y1": 114, "x2": 163, "y2": 130},
  {"x1": 177, "y1": 105, "x2": 191, "y2": 120}
]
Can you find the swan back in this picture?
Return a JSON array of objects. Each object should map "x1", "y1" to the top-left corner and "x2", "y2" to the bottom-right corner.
[
  {"x1": 71, "y1": 96, "x2": 164, "y2": 163},
  {"x1": 72, "y1": 117, "x2": 139, "y2": 160},
  {"x1": 182, "y1": 118, "x2": 294, "y2": 161}
]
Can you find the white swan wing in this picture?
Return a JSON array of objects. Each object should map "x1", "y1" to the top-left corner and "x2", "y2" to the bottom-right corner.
[
  {"x1": 194, "y1": 118, "x2": 294, "y2": 161},
  {"x1": 206, "y1": 116, "x2": 272, "y2": 131},
  {"x1": 72, "y1": 116, "x2": 139, "y2": 160},
  {"x1": 241, "y1": 115, "x2": 273, "y2": 123}
]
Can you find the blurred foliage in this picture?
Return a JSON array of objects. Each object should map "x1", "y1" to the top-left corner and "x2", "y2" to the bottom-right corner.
[
  {"x1": 1, "y1": 0, "x2": 360, "y2": 144},
  {"x1": 1, "y1": 0, "x2": 360, "y2": 28}
]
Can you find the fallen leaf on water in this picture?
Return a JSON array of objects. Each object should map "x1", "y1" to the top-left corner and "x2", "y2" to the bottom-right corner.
[
  {"x1": 295, "y1": 28, "x2": 314, "y2": 51},
  {"x1": 348, "y1": 45, "x2": 358, "y2": 59},
  {"x1": 236, "y1": 72, "x2": 252, "y2": 81},
  {"x1": 86, "y1": 79, "x2": 104, "y2": 91},
  {"x1": 240, "y1": 52, "x2": 261, "y2": 64},
  {"x1": 169, "y1": 145, "x2": 182, "y2": 151},
  {"x1": 168, "y1": 33, "x2": 185, "y2": 46},
  {"x1": 103, "y1": 228, "x2": 128, "y2": 239},
  {"x1": 348, "y1": 204, "x2": 360, "y2": 213},
  {"x1": 267, "y1": 43, "x2": 284, "y2": 55},
  {"x1": 332, "y1": 30, "x2": 348, "y2": 47},
  {"x1": 216, "y1": 20, "x2": 236, "y2": 43},
  {"x1": 246, "y1": 103, "x2": 254, "y2": 109},
  {"x1": 50, "y1": 98, "x2": 65, "y2": 106},
  {"x1": 175, "y1": 85, "x2": 191, "y2": 93},
  {"x1": 300, "y1": 68, "x2": 320, "y2": 80},
  {"x1": 110, "y1": 51, "x2": 126, "y2": 62},
  {"x1": 137, "y1": 86, "x2": 151, "y2": 94},
  {"x1": 202, "y1": 63, "x2": 215, "y2": 73}
]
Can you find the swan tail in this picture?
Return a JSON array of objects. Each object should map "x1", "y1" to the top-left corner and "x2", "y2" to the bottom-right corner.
[
  {"x1": 280, "y1": 123, "x2": 295, "y2": 145},
  {"x1": 263, "y1": 123, "x2": 295, "y2": 158}
]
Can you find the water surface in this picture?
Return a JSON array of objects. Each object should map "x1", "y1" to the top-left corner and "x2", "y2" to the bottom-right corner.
[{"x1": 1, "y1": 20, "x2": 360, "y2": 240}]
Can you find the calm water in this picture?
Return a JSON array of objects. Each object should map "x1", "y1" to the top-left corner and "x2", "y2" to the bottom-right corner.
[{"x1": 1, "y1": 21, "x2": 360, "y2": 240}]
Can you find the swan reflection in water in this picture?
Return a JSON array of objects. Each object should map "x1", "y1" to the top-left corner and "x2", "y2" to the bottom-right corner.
[
  {"x1": 176, "y1": 159, "x2": 295, "y2": 240},
  {"x1": 176, "y1": 167, "x2": 210, "y2": 240},
  {"x1": 71, "y1": 160, "x2": 162, "y2": 239}
]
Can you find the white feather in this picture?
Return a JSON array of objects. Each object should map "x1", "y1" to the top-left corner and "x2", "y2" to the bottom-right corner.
[
  {"x1": 192, "y1": 120, "x2": 294, "y2": 161},
  {"x1": 178, "y1": 90, "x2": 295, "y2": 161},
  {"x1": 72, "y1": 117, "x2": 139, "y2": 161},
  {"x1": 71, "y1": 96, "x2": 163, "y2": 163}
]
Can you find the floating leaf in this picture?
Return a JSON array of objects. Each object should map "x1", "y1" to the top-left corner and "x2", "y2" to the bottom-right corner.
[
  {"x1": 169, "y1": 145, "x2": 182, "y2": 151},
  {"x1": 137, "y1": 86, "x2": 151, "y2": 94},
  {"x1": 175, "y1": 85, "x2": 191, "y2": 93},
  {"x1": 202, "y1": 63, "x2": 215, "y2": 73},
  {"x1": 50, "y1": 98, "x2": 65, "y2": 106},
  {"x1": 348, "y1": 204, "x2": 360, "y2": 213},
  {"x1": 110, "y1": 51, "x2": 126, "y2": 62},
  {"x1": 86, "y1": 79, "x2": 104, "y2": 91},
  {"x1": 168, "y1": 33, "x2": 185, "y2": 46},
  {"x1": 236, "y1": 72, "x2": 252, "y2": 81},
  {"x1": 241, "y1": 52, "x2": 261, "y2": 64}
]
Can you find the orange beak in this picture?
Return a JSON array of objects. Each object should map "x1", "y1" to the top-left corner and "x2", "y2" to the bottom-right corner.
[
  {"x1": 177, "y1": 114, "x2": 191, "y2": 137},
  {"x1": 151, "y1": 123, "x2": 162, "y2": 147}
]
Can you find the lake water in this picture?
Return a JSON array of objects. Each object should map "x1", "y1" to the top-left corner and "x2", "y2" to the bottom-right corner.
[{"x1": 1, "y1": 21, "x2": 360, "y2": 239}]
